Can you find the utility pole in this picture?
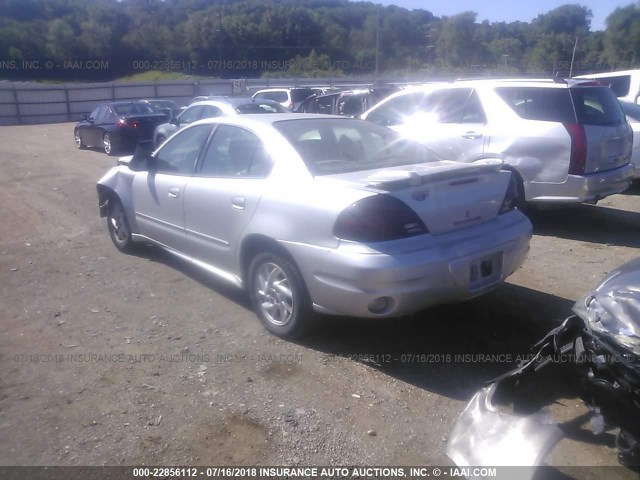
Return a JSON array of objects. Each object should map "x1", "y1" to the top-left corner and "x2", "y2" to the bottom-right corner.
[
  {"x1": 375, "y1": 8, "x2": 380, "y2": 81},
  {"x1": 569, "y1": 37, "x2": 578, "y2": 77}
]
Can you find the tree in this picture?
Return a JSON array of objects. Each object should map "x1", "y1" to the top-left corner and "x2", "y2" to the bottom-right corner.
[{"x1": 603, "y1": 4, "x2": 640, "y2": 68}]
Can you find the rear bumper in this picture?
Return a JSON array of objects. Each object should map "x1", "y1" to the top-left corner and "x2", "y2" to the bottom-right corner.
[
  {"x1": 527, "y1": 163, "x2": 634, "y2": 203},
  {"x1": 283, "y1": 211, "x2": 532, "y2": 319}
]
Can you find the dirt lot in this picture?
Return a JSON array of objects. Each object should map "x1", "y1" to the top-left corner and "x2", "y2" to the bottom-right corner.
[{"x1": 1, "y1": 122, "x2": 639, "y2": 478}]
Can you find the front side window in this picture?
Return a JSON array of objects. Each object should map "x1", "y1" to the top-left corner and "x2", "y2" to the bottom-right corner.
[
  {"x1": 365, "y1": 91, "x2": 429, "y2": 126},
  {"x1": 422, "y1": 88, "x2": 473, "y2": 123},
  {"x1": 198, "y1": 125, "x2": 271, "y2": 178},
  {"x1": 275, "y1": 118, "x2": 440, "y2": 175},
  {"x1": 155, "y1": 125, "x2": 212, "y2": 175}
]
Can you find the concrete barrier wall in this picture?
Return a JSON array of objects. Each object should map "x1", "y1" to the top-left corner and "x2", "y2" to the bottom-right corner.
[
  {"x1": 0, "y1": 76, "x2": 454, "y2": 125},
  {"x1": 0, "y1": 79, "x2": 241, "y2": 125}
]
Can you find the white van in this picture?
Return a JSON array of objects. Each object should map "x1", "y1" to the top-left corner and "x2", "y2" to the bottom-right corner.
[{"x1": 574, "y1": 70, "x2": 640, "y2": 104}]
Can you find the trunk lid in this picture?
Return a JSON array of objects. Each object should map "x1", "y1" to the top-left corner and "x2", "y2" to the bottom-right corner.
[
  {"x1": 122, "y1": 113, "x2": 168, "y2": 140},
  {"x1": 318, "y1": 159, "x2": 511, "y2": 235}
]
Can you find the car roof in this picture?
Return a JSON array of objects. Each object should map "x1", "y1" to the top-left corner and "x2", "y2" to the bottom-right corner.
[
  {"x1": 190, "y1": 113, "x2": 347, "y2": 128},
  {"x1": 190, "y1": 98, "x2": 282, "y2": 107},
  {"x1": 108, "y1": 100, "x2": 150, "y2": 107}
]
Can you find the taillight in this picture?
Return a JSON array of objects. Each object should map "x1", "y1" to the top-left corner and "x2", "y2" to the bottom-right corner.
[
  {"x1": 334, "y1": 195, "x2": 428, "y2": 242},
  {"x1": 499, "y1": 171, "x2": 520, "y2": 214},
  {"x1": 116, "y1": 119, "x2": 139, "y2": 129},
  {"x1": 564, "y1": 123, "x2": 587, "y2": 175}
]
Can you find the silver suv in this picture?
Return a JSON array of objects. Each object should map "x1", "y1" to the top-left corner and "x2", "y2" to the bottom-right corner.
[{"x1": 361, "y1": 79, "x2": 634, "y2": 205}]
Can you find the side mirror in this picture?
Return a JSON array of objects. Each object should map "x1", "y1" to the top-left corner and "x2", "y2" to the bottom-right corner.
[
  {"x1": 129, "y1": 153, "x2": 156, "y2": 172},
  {"x1": 81, "y1": 113, "x2": 89, "y2": 121},
  {"x1": 128, "y1": 143, "x2": 156, "y2": 171}
]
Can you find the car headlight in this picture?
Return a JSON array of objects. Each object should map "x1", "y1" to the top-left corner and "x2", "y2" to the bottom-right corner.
[{"x1": 574, "y1": 294, "x2": 640, "y2": 356}]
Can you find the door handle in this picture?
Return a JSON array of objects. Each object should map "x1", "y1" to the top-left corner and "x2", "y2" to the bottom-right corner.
[
  {"x1": 462, "y1": 131, "x2": 482, "y2": 140},
  {"x1": 168, "y1": 187, "x2": 181, "y2": 198},
  {"x1": 231, "y1": 196, "x2": 246, "y2": 210}
]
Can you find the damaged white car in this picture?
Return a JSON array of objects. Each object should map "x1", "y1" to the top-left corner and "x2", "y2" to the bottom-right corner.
[{"x1": 448, "y1": 257, "x2": 640, "y2": 477}]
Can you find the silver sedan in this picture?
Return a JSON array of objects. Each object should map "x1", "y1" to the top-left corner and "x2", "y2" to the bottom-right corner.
[{"x1": 97, "y1": 114, "x2": 532, "y2": 337}]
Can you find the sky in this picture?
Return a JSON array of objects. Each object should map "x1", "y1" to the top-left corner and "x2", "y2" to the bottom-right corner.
[{"x1": 372, "y1": 0, "x2": 633, "y2": 31}]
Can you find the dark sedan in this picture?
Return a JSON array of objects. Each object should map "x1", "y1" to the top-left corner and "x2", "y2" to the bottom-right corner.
[{"x1": 74, "y1": 101, "x2": 169, "y2": 155}]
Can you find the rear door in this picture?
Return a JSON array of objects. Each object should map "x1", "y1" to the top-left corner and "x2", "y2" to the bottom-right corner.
[
  {"x1": 570, "y1": 86, "x2": 632, "y2": 173},
  {"x1": 417, "y1": 88, "x2": 487, "y2": 162},
  {"x1": 184, "y1": 125, "x2": 269, "y2": 273}
]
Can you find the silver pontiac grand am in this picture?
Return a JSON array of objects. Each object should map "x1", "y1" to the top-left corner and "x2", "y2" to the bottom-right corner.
[{"x1": 97, "y1": 114, "x2": 532, "y2": 337}]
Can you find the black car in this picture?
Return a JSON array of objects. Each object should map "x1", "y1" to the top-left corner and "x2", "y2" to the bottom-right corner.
[
  {"x1": 139, "y1": 99, "x2": 181, "y2": 119},
  {"x1": 297, "y1": 86, "x2": 400, "y2": 116},
  {"x1": 74, "y1": 101, "x2": 169, "y2": 155}
]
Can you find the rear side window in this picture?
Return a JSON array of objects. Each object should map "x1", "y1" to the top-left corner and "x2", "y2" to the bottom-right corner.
[
  {"x1": 570, "y1": 87, "x2": 626, "y2": 126},
  {"x1": 495, "y1": 87, "x2": 576, "y2": 123}
]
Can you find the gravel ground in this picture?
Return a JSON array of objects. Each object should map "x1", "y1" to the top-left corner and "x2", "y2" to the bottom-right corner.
[{"x1": 0, "y1": 122, "x2": 639, "y2": 479}]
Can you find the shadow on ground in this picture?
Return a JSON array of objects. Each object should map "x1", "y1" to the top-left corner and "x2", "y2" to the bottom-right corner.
[
  {"x1": 528, "y1": 204, "x2": 640, "y2": 248},
  {"x1": 128, "y1": 244, "x2": 574, "y2": 402}
]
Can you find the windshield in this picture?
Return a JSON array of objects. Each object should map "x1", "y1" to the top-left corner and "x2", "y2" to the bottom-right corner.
[{"x1": 274, "y1": 118, "x2": 441, "y2": 175}]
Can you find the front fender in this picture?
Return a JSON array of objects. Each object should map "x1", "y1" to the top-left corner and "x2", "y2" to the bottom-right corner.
[{"x1": 96, "y1": 166, "x2": 138, "y2": 232}]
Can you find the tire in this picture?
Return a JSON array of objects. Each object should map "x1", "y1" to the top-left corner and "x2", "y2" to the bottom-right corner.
[
  {"x1": 107, "y1": 197, "x2": 134, "y2": 253},
  {"x1": 74, "y1": 129, "x2": 86, "y2": 149},
  {"x1": 248, "y1": 252, "x2": 314, "y2": 338},
  {"x1": 103, "y1": 133, "x2": 117, "y2": 156}
]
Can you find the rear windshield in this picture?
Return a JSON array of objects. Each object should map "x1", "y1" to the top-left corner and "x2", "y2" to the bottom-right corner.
[
  {"x1": 495, "y1": 87, "x2": 576, "y2": 123},
  {"x1": 274, "y1": 118, "x2": 440, "y2": 175},
  {"x1": 570, "y1": 87, "x2": 626, "y2": 126},
  {"x1": 235, "y1": 102, "x2": 288, "y2": 114},
  {"x1": 496, "y1": 86, "x2": 625, "y2": 126},
  {"x1": 113, "y1": 103, "x2": 155, "y2": 116},
  {"x1": 255, "y1": 91, "x2": 288, "y2": 103}
]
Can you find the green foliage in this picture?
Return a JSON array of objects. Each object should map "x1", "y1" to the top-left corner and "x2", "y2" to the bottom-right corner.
[{"x1": 0, "y1": 0, "x2": 637, "y2": 81}]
